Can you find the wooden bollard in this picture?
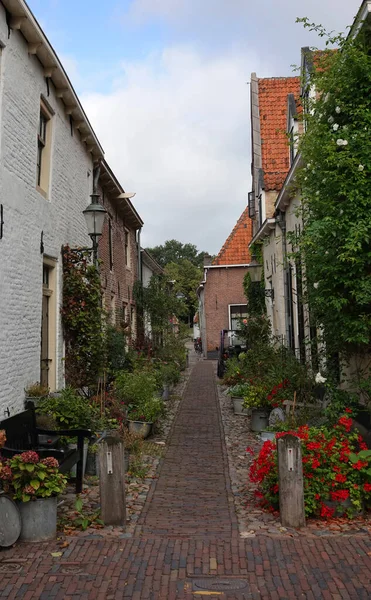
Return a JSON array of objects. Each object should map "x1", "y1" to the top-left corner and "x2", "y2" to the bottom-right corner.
[
  {"x1": 98, "y1": 434, "x2": 126, "y2": 527},
  {"x1": 277, "y1": 434, "x2": 305, "y2": 528}
]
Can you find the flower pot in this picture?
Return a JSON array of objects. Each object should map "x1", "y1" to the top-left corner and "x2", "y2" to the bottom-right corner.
[
  {"x1": 260, "y1": 431, "x2": 276, "y2": 442},
  {"x1": 250, "y1": 408, "x2": 269, "y2": 432},
  {"x1": 128, "y1": 420, "x2": 153, "y2": 439},
  {"x1": 68, "y1": 442, "x2": 89, "y2": 478},
  {"x1": 232, "y1": 397, "x2": 251, "y2": 416},
  {"x1": 18, "y1": 497, "x2": 57, "y2": 542}
]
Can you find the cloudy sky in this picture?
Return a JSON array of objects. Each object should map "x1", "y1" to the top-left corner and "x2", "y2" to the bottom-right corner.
[{"x1": 28, "y1": 0, "x2": 361, "y2": 254}]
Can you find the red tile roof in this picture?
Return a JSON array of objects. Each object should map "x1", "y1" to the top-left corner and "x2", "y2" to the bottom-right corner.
[
  {"x1": 258, "y1": 77, "x2": 300, "y2": 191},
  {"x1": 213, "y1": 207, "x2": 253, "y2": 266}
]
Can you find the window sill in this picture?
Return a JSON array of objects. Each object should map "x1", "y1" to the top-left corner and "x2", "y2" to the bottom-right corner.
[{"x1": 36, "y1": 185, "x2": 49, "y2": 200}]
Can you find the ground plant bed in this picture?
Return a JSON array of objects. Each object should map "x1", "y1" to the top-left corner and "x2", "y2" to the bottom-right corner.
[
  {"x1": 217, "y1": 377, "x2": 371, "y2": 538},
  {"x1": 56, "y1": 353, "x2": 195, "y2": 539}
]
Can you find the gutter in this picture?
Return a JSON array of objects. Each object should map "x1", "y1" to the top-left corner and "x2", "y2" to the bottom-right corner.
[{"x1": 249, "y1": 218, "x2": 276, "y2": 247}]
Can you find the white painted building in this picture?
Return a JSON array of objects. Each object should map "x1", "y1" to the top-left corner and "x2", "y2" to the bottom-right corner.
[{"x1": 0, "y1": 0, "x2": 105, "y2": 415}]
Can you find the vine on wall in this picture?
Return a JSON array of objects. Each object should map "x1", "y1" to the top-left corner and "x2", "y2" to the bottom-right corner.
[
  {"x1": 61, "y1": 245, "x2": 104, "y2": 388},
  {"x1": 293, "y1": 21, "x2": 371, "y2": 359}
]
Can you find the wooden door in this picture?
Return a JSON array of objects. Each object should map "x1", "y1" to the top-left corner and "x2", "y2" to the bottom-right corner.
[{"x1": 40, "y1": 266, "x2": 52, "y2": 387}]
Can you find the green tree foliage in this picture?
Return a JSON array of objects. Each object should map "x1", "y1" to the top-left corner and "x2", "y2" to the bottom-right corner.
[
  {"x1": 164, "y1": 259, "x2": 202, "y2": 318},
  {"x1": 293, "y1": 21, "x2": 371, "y2": 357},
  {"x1": 146, "y1": 239, "x2": 209, "y2": 269}
]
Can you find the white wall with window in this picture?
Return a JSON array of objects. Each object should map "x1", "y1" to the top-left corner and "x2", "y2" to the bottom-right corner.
[{"x1": 0, "y1": 2, "x2": 100, "y2": 415}]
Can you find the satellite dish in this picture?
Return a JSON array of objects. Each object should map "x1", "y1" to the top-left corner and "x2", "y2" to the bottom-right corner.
[{"x1": 0, "y1": 495, "x2": 21, "y2": 547}]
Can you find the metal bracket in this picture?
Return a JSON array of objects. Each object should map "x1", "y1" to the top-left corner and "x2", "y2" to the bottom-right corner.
[{"x1": 264, "y1": 288, "x2": 274, "y2": 300}]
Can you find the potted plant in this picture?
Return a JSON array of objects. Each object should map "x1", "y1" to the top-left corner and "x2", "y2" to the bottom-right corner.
[
  {"x1": 127, "y1": 397, "x2": 165, "y2": 439},
  {"x1": 243, "y1": 384, "x2": 271, "y2": 432},
  {"x1": 36, "y1": 387, "x2": 100, "y2": 477},
  {"x1": 0, "y1": 450, "x2": 67, "y2": 542},
  {"x1": 24, "y1": 382, "x2": 49, "y2": 408},
  {"x1": 229, "y1": 383, "x2": 252, "y2": 416}
]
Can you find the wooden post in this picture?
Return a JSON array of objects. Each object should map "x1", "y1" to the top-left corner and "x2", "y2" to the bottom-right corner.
[
  {"x1": 98, "y1": 434, "x2": 126, "y2": 527},
  {"x1": 277, "y1": 434, "x2": 305, "y2": 528}
]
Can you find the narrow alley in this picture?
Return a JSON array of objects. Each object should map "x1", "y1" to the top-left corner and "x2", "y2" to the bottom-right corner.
[{"x1": 1, "y1": 360, "x2": 371, "y2": 599}]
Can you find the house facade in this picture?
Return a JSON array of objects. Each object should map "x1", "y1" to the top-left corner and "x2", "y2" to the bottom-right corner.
[
  {"x1": 0, "y1": 0, "x2": 144, "y2": 416},
  {"x1": 248, "y1": 75, "x2": 306, "y2": 356},
  {"x1": 198, "y1": 207, "x2": 253, "y2": 359}
]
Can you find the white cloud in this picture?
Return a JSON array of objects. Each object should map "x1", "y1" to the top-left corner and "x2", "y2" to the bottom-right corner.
[{"x1": 82, "y1": 45, "x2": 271, "y2": 253}]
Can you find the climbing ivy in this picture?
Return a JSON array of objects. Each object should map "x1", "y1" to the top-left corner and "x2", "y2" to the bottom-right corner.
[
  {"x1": 293, "y1": 21, "x2": 371, "y2": 357},
  {"x1": 243, "y1": 243, "x2": 266, "y2": 318},
  {"x1": 61, "y1": 246, "x2": 104, "y2": 388}
]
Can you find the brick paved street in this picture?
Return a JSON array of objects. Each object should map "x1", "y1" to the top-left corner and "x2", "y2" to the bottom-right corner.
[{"x1": 1, "y1": 361, "x2": 371, "y2": 599}]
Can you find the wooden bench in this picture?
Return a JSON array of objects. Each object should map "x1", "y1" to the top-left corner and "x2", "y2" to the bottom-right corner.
[{"x1": 0, "y1": 405, "x2": 91, "y2": 493}]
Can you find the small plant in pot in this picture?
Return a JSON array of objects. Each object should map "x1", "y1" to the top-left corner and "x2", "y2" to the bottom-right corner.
[
  {"x1": 0, "y1": 451, "x2": 67, "y2": 542},
  {"x1": 229, "y1": 383, "x2": 252, "y2": 416},
  {"x1": 24, "y1": 382, "x2": 49, "y2": 408},
  {"x1": 243, "y1": 384, "x2": 270, "y2": 432},
  {"x1": 127, "y1": 398, "x2": 165, "y2": 439}
]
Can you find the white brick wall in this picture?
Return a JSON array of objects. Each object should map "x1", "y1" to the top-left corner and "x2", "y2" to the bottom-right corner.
[{"x1": 0, "y1": 6, "x2": 94, "y2": 416}]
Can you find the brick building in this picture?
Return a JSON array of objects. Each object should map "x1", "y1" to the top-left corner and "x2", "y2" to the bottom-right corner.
[
  {"x1": 198, "y1": 207, "x2": 253, "y2": 358},
  {"x1": 98, "y1": 160, "x2": 143, "y2": 341},
  {"x1": 0, "y1": 0, "x2": 144, "y2": 415}
]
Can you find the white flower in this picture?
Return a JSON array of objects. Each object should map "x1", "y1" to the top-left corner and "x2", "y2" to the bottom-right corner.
[
  {"x1": 304, "y1": 176, "x2": 308, "y2": 181},
  {"x1": 313, "y1": 282, "x2": 319, "y2": 289},
  {"x1": 343, "y1": 139, "x2": 348, "y2": 146},
  {"x1": 322, "y1": 178, "x2": 327, "y2": 183},
  {"x1": 315, "y1": 372, "x2": 327, "y2": 384},
  {"x1": 335, "y1": 106, "x2": 341, "y2": 114},
  {"x1": 358, "y1": 164, "x2": 365, "y2": 171},
  {"x1": 340, "y1": 209, "x2": 344, "y2": 215},
  {"x1": 336, "y1": 139, "x2": 348, "y2": 146},
  {"x1": 325, "y1": 251, "x2": 329, "y2": 255},
  {"x1": 333, "y1": 123, "x2": 339, "y2": 131},
  {"x1": 307, "y1": 162, "x2": 312, "y2": 169},
  {"x1": 316, "y1": 191, "x2": 320, "y2": 196},
  {"x1": 328, "y1": 116, "x2": 334, "y2": 124}
]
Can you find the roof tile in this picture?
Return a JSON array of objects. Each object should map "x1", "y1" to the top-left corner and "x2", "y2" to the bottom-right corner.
[
  {"x1": 258, "y1": 77, "x2": 301, "y2": 191},
  {"x1": 213, "y1": 207, "x2": 253, "y2": 266}
]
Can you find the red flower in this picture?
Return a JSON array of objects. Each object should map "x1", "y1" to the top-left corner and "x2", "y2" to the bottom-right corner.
[
  {"x1": 338, "y1": 416, "x2": 352, "y2": 432},
  {"x1": 330, "y1": 489, "x2": 349, "y2": 502},
  {"x1": 335, "y1": 473, "x2": 347, "y2": 483},
  {"x1": 345, "y1": 408, "x2": 353, "y2": 414},
  {"x1": 320, "y1": 503, "x2": 335, "y2": 518},
  {"x1": 19, "y1": 451, "x2": 39, "y2": 464},
  {"x1": 363, "y1": 483, "x2": 371, "y2": 492},
  {"x1": 352, "y1": 460, "x2": 368, "y2": 470}
]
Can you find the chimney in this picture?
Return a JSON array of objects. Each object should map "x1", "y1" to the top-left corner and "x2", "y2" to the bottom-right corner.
[{"x1": 203, "y1": 254, "x2": 212, "y2": 267}]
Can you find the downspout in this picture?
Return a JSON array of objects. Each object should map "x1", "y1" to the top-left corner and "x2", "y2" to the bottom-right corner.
[{"x1": 137, "y1": 228, "x2": 142, "y2": 282}]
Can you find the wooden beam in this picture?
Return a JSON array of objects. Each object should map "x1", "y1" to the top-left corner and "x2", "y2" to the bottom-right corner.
[
  {"x1": 64, "y1": 105, "x2": 76, "y2": 115},
  {"x1": 56, "y1": 88, "x2": 68, "y2": 98},
  {"x1": 9, "y1": 16, "x2": 27, "y2": 30},
  {"x1": 43, "y1": 66, "x2": 57, "y2": 78},
  {"x1": 28, "y1": 42, "x2": 42, "y2": 55}
]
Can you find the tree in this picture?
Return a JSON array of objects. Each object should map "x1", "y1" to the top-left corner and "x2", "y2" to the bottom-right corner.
[
  {"x1": 164, "y1": 259, "x2": 202, "y2": 322},
  {"x1": 146, "y1": 239, "x2": 209, "y2": 269}
]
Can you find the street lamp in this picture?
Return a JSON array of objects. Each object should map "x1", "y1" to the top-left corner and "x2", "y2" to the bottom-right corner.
[
  {"x1": 248, "y1": 255, "x2": 274, "y2": 300},
  {"x1": 83, "y1": 191, "x2": 106, "y2": 267}
]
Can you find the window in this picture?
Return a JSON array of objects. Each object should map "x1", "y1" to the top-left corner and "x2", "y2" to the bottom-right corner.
[
  {"x1": 124, "y1": 229, "x2": 130, "y2": 267},
  {"x1": 37, "y1": 101, "x2": 53, "y2": 197},
  {"x1": 228, "y1": 305, "x2": 248, "y2": 347}
]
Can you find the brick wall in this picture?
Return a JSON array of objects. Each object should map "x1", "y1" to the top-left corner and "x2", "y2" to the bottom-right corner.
[
  {"x1": 203, "y1": 267, "x2": 249, "y2": 352},
  {"x1": 98, "y1": 189, "x2": 139, "y2": 340},
  {"x1": 0, "y1": 7, "x2": 94, "y2": 415}
]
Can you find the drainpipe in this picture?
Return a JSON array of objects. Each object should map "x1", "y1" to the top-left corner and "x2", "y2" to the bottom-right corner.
[
  {"x1": 137, "y1": 228, "x2": 142, "y2": 282},
  {"x1": 277, "y1": 211, "x2": 290, "y2": 346}
]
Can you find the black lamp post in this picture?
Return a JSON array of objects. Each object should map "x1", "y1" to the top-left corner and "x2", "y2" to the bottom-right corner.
[
  {"x1": 248, "y1": 255, "x2": 274, "y2": 300},
  {"x1": 83, "y1": 191, "x2": 106, "y2": 267}
]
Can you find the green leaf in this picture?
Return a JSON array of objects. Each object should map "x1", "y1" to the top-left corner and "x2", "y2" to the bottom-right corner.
[
  {"x1": 75, "y1": 498, "x2": 83, "y2": 512},
  {"x1": 30, "y1": 480, "x2": 40, "y2": 490},
  {"x1": 22, "y1": 494, "x2": 31, "y2": 502},
  {"x1": 25, "y1": 464, "x2": 35, "y2": 472}
]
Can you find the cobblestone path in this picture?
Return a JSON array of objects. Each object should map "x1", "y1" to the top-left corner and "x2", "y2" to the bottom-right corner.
[
  {"x1": 138, "y1": 361, "x2": 237, "y2": 539},
  {"x1": 1, "y1": 361, "x2": 371, "y2": 599}
]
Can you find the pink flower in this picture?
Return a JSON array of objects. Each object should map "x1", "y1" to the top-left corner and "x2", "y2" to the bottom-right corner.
[
  {"x1": 19, "y1": 451, "x2": 39, "y2": 464},
  {"x1": 41, "y1": 457, "x2": 59, "y2": 468}
]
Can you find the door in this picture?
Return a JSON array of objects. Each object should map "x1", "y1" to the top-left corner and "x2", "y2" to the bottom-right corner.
[{"x1": 40, "y1": 265, "x2": 52, "y2": 387}]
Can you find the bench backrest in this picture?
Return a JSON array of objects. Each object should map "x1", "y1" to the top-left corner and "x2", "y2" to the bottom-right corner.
[{"x1": 1, "y1": 409, "x2": 38, "y2": 450}]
